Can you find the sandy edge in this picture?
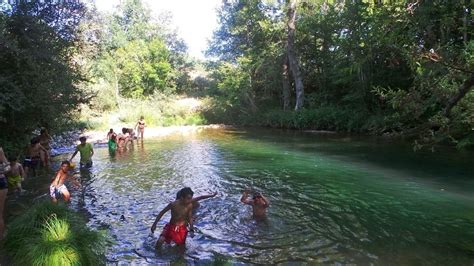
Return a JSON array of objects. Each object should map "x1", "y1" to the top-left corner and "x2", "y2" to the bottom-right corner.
[{"x1": 82, "y1": 124, "x2": 230, "y2": 144}]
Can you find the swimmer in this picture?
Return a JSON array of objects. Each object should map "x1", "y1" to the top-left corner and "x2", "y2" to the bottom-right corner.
[
  {"x1": 240, "y1": 188, "x2": 270, "y2": 219},
  {"x1": 151, "y1": 187, "x2": 195, "y2": 249}
]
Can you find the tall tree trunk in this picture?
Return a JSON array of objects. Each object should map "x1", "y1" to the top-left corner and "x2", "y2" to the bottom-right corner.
[
  {"x1": 282, "y1": 55, "x2": 291, "y2": 110},
  {"x1": 443, "y1": 73, "x2": 474, "y2": 117},
  {"x1": 286, "y1": 0, "x2": 304, "y2": 111}
]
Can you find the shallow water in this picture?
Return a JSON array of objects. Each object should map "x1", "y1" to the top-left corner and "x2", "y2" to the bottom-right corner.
[{"x1": 69, "y1": 128, "x2": 473, "y2": 264}]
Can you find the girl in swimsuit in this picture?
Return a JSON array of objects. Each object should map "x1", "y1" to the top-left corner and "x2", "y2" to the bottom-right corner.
[{"x1": 135, "y1": 116, "x2": 146, "y2": 139}]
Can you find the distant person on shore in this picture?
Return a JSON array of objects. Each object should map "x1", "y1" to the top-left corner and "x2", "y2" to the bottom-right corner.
[
  {"x1": 39, "y1": 128, "x2": 51, "y2": 168},
  {"x1": 151, "y1": 187, "x2": 195, "y2": 249},
  {"x1": 50, "y1": 161, "x2": 81, "y2": 203},
  {"x1": 70, "y1": 136, "x2": 94, "y2": 168},
  {"x1": 135, "y1": 116, "x2": 146, "y2": 140},
  {"x1": 0, "y1": 147, "x2": 8, "y2": 238},
  {"x1": 24, "y1": 137, "x2": 48, "y2": 176},
  {"x1": 241, "y1": 188, "x2": 270, "y2": 220},
  {"x1": 6, "y1": 156, "x2": 25, "y2": 195}
]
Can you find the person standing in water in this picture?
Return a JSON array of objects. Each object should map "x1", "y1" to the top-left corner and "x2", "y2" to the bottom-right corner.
[
  {"x1": 24, "y1": 137, "x2": 48, "y2": 176},
  {"x1": 151, "y1": 187, "x2": 195, "y2": 249},
  {"x1": 241, "y1": 188, "x2": 270, "y2": 220},
  {"x1": 0, "y1": 147, "x2": 8, "y2": 238},
  {"x1": 70, "y1": 136, "x2": 94, "y2": 168},
  {"x1": 135, "y1": 116, "x2": 146, "y2": 140},
  {"x1": 6, "y1": 156, "x2": 25, "y2": 195},
  {"x1": 107, "y1": 129, "x2": 117, "y2": 151},
  {"x1": 50, "y1": 161, "x2": 80, "y2": 203},
  {"x1": 38, "y1": 128, "x2": 51, "y2": 168}
]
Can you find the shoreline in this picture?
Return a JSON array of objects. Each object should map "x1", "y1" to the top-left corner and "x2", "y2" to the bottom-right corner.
[{"x1": 83, "y1": 124, "x2": 229, "y2": 144}]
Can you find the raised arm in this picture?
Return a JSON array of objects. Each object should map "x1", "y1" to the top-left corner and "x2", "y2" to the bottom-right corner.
[
  {"x1": 261, "y1": 195, "x2": 270, "y2": 208},
  {"x1": 151, "y1": 203, "x2": 171, "y2": 233},
  {"x1": 192, "y1": 192, "x2": 218, "y2": 202},
  {"x1": 240, "y1": 190, "x2": 253, "y2": 205}
]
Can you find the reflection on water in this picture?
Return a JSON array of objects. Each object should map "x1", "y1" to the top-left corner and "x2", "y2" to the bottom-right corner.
[{"x1": 73, "y1": 128, "x2": 473, "y2": 264}]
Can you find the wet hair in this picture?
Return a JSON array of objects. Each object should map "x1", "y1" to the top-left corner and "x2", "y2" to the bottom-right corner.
[
  {"x1": 40, "y1": 128, "x2": 48, "y2": 135},
  {"x1": 61, "y1": 160, "x2": 70, "y2": 167},
  {"x1": 177, "y1": 187, "x2": 194, "y2": 200},
  {"x1": 79, "y1": 136, "x2": 87, "y2": 142},
  {"x1": 8, "y1": 156, "x2": 17, "y2": 162},
  {"x1": 253, "y1": 192, "x2": 262, "y2": 200},
  {"x1": 122, "y1": 127, "x2": 127, "y2": 134},
  {"x1": 109, "y1": 128, "x2": 114, "y2": 133},
  {"x1": 30, "y1": 137, "x2": 40, "y2": 145}
]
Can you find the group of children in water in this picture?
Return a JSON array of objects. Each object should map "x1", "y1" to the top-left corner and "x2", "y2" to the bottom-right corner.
[
  {"x1": 1, "y1": 115, "x2": 270, "y2": 249},
  {"x1": 106, "y1": 116, "x2": 146, "y2": 151}
]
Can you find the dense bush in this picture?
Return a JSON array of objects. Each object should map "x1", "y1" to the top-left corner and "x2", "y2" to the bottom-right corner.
[{"x1": 4, "y1": 202, "x2": 107, "y2": 265}]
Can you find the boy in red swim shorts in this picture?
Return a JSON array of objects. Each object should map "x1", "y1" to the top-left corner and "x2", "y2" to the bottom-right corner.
[{"x1": 151, "y1": 187, "x2": 195, "y2": 248}]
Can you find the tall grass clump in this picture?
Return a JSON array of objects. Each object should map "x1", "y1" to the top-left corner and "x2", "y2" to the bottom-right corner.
[{"x1": 4, "y1": 202, "x2": 107, "y2": 265}]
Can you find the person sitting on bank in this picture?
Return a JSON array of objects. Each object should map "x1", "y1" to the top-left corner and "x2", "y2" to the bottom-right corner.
[
  {"x1": 70, "y1": 136, "x2": 94, "y2": 168},
  {"x1": 50, "y1": 161, "x2": 80, "y2": 203},
  {"x1": 241, "y1": 188, "x2": 270, "y2": 220}
]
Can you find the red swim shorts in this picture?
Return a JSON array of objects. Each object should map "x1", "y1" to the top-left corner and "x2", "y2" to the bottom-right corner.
[{"x1": 160, "y1": 223, "x2": 188, "y2": 245}]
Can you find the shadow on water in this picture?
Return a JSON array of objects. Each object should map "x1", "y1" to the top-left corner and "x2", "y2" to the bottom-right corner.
[{"x1": 67, "y1": 128, "x2": 473, "y2": 264}]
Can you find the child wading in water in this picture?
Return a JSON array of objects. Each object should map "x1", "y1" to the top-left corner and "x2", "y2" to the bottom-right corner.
[
  {"x1": 70, "y1": 136, "x2": 94, "y2": 168},
  {"x1": 6, "y1": 156, "x2": 25, "y2": 195},
  {"x1": 50, "y1": 161, "x2": 80, "y2": 203},
  {"x1": 151, "y1": 187, "x2": 195, "y2": 249},
  {"x1": 241, "y1": 188, "x2": 270, "y2": 220}
]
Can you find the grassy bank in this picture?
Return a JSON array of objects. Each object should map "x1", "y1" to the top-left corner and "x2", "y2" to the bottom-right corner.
[
  {"x1": 4, "y1": 202, "x2": 107, "y2": 265},
  {"x1": 80, "y1": 95, "x2": 207, "y2": 131}
]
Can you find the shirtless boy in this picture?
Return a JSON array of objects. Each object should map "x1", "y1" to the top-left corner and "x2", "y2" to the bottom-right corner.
[
  {"x1": 151, "y1": 187, "x2": 195, "y2": 248},
  {"x1": 241, "y1": 189, "x2": 270, "y2": 219},
  {"x1": 50, "y1": 161, "x2": 80, "y2": 203},
  {"x1": 6, "y1": 156, "x2": 25, "y2": 194},
  {"x1": 24, "y1": 137, "x2": 48, "y2": 176}
]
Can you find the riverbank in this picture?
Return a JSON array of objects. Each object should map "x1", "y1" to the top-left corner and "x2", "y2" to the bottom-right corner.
[{"x1": 83, "y1": 124, "x2": 228, "y2": 144}]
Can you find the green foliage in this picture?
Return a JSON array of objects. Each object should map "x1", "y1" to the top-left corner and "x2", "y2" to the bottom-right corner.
[
  {"x1": 4, "y1": 202, "x2": 107, "y2": 265},
  {"x1": 80, "y1": 94, "x2": 207, "y2": 130},
  {"x1": 206, "y1": 0, "x2": 474, "y2": 148},
  {"x1": 0, "y1": 1, "x2": 89, "y2": 144}
]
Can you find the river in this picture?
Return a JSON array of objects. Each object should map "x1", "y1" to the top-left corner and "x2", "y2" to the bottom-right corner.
[{"x1": 68, "y1": 127, "x2": 473, "y2": 264}]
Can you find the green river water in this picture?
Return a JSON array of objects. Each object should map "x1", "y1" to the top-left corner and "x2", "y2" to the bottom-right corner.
[{"x1": 65, "y1": 128, "x2": 473, "y2": 264}]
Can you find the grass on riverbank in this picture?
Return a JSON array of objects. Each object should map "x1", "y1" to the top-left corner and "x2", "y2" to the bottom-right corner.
[
  {"x1": 4, "y1": 201, "x2": 107, "y2": 265},
  {"x1": 80, "y1": 95, "x2": 207, "y2": 130}
]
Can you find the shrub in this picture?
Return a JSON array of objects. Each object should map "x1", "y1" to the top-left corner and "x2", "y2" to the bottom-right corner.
[{"x1": 4, "y1": 202, "x2": 107, "y2": 266}]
